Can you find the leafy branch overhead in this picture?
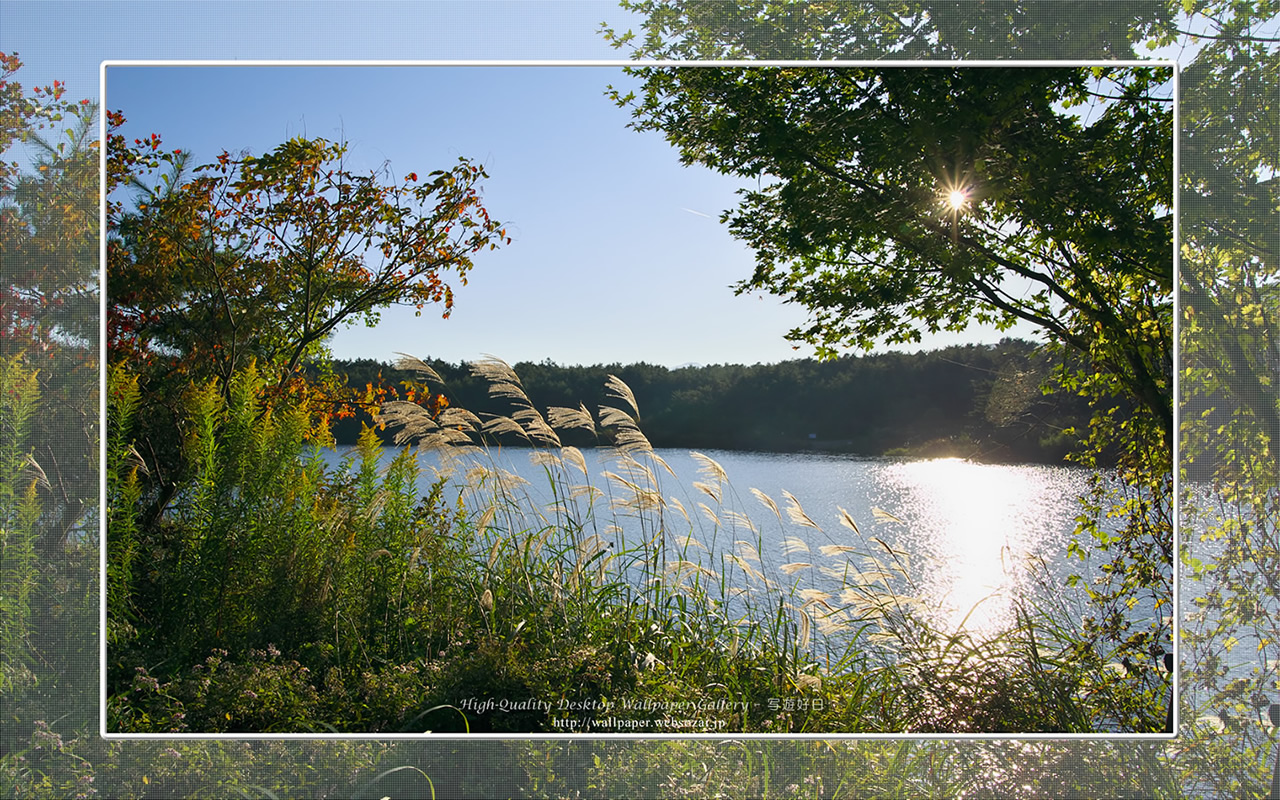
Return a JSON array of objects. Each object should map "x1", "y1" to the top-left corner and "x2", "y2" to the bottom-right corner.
[
  {"x1": 107, "y1": 128, "x2": 510, "y2": 388},
  {"x1": 609, "y1": 66, "x2": 1173, "y2": 438}
]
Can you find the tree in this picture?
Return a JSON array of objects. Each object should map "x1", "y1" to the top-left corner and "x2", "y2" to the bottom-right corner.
[
  {"x1": 601, "y1": 1, "x2": 1175, "y2": 62},
  {"x1": 1159, "y1": 1, "x2": 1279, "y2": 792},
  {"x1": 607, "y1": 66, "x2": 1173, "y2": 440},
  {"x1": 0, "y1": 53, "x2": 100, "y2": 553},
  {"x1": 108, "y1": 130, "x2": 510, "y2": 391},
  {"x1": 602, "y1": 15, "x2": 1176, "y2": 732}
]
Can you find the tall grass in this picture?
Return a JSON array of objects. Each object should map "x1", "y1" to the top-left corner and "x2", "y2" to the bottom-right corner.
[{"x1": 105, "y1": 356, "x2": 1168, "y2": 733}]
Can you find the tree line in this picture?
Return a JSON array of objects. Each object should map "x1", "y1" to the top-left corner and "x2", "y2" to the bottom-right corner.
[{"x1": 324, "y1": 338, "x2": 1102, "y2": 464}]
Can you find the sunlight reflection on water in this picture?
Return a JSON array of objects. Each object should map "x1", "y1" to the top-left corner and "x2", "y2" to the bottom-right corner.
[{"x1": 878, "y1": 457, "x2": 1083, "y2": 635}]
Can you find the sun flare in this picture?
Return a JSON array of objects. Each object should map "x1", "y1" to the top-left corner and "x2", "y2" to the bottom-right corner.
[{"x1": 947, "y1": 188, "x2": 969, "y2": 210}]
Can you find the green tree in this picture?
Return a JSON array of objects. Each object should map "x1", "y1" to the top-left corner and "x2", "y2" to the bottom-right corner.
[
  {"x1": 607, "y1": 66, "x2": 1173, "y2": 437},
  {"x1": 1164, "y1": 1, "x2": 1279, "y2": 794},
  {"x1": 602, "y1": 20, "x2": 1175, "y2": 732},
  {"x1": 1, "y1": 54, "x2": 100, "y2": 554},
  {"x1": 602, "y1": 1, "x2": 1175, "y2": 61},
  {"x1": 0, "y1": 54, "x2": 103, "y2": 774}
]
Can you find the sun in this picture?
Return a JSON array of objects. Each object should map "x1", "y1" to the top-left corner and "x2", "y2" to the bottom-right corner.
[{"x1": 946, "y1": 188, "x2": 969, "y2": 211}]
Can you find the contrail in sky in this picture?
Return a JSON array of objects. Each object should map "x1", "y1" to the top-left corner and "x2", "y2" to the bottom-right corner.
[{"x1": 680, "y1": 207, "x2": 713, "y2": 218}]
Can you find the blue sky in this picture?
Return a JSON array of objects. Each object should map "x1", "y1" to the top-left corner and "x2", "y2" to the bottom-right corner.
[
  {"x1": 6, "y1": 2, "x2": 1061, "y2": 368},
  {"x1": 104, "y1": 64, "x2": 824, "y2": 368}
]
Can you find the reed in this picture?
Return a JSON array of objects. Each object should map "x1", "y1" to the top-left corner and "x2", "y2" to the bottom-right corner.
[{"x1": 105, "y1": 356, "x2": 1165, "y2": 734}]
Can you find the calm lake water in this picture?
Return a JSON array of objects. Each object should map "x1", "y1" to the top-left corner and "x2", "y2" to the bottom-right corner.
[{"x1": 321, "y1": 444, "x2": 1138, "y2": 642}]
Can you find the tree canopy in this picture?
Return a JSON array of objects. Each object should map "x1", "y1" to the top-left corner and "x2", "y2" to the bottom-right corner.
[
  {"x1": 608, "y1": 65, "x2": 1173, "y2": 440},
  {"x1": 107, "y1": 129, "x2": 509, "y2": 390}
]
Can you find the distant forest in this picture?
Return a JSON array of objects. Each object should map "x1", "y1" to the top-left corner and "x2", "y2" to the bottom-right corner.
[{"x1": 326, "y1": 338, "x2": 1112, "y2": 465}]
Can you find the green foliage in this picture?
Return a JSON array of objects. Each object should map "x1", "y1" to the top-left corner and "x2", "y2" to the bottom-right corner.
[
  {"x1": 0, "y1": 355, "x2": 42, "y2": 692},
  {"x1": 105, "y1": 363, "x2": 141, "y2": 645},
  {"x1": 601, "y1": 1, "x2": 1176, "y2": 61},
  {"x1": 2, "y1": 54, "x2": 99, "y2": 558},
  {"x1": 106, "y1": 358, "x2": 1163, "y2": 735},
  {"x1": 601, "y1": 32, "x2": 1178, "y2": 753},
  {"x1": 606, "y1": 65, "x2": 1172, "y2": 434}
]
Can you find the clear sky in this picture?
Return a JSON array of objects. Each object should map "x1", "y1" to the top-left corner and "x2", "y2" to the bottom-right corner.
[
  {"x1": 6, "y1": 2, "x2": 1054, "y2": 368},
  {"x1": 104, "y1": 64, "x2": 825, "y2": 368}
]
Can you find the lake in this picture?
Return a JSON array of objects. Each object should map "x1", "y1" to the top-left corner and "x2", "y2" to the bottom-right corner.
[{"x1": 319, "y1": 444, "x2": 1143, "y2": 645}]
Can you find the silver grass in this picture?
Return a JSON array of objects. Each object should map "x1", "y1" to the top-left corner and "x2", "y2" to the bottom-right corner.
[
  {"x1": 665, "y1": 560, "x2": 716, "y2": 582},
  {"x1": 120, "y1": 445, "x2": 148, "y2": 476},
  {"x1": 793, "y1": 606, "x2": 812, "y2": 650},
  {"x1": 615, "y1": 427, "x2": 653, "y2": 455},
  {"x1": 547, "y1": 404, "x2": 596, "y2": 433},
  {"x1": 377, "y1": 400, "x2": 438, "y2": 443},
  {"x1": 727, "y1": 553, "x2": 762, "y2": 583},
  {"x1": 796, "y1": 674, "x2": 822, "y2": 691},
  {"x1": 698, "y1": 502, "x2": 720, "y2": 527},
  {"x1": 782, "y1": 536, "x2": 811, "y2": 555},
  {"x1": 610, "y1": 452, "x2": 655, "y2": 485},
  {"x1": 855, "y1": 569, "x2": 898, "y2": 588},
  {"x1": 602, "y1": 469, "x2": 640, "y2": 495},
  {"x1": 488, "y1": 380, "x2": 531, "y2": 405},
  {"x1": 872, "y1": 507, "x2": 905, "y2": 524},
  {"x1": 649, "y1": 451, "x2": 676, "y2": 478},
  {"x1": 598, "y1": 405, "x2": 653, "y2": 454},
  {"x1": 624, "y1": 487, "x2": 664, "y2": 513},
  {"x1": 783, "y1": 490, "x2": 822, "y2": 530},
  {"x1": 733, "y1": 540, "x2": 761, "y2": 562},
  {"x1": 475, "y1": 504, "x2": 497, "y2": 533},
  {"x1": 798, "y1": 588, "x2": 832, "y2": 606},
  {"x1": 816, "y1": 610, "x2": 850, "y2": 636},
  {"x1": 721, "y1": 509, "x2": 757, "y2": 534},
  {"x1": 673, "y1": 534, "x2": 706, "y2": 551},
  {"x1": 817, "y1": 564, "x2": 850, "y2": 581},
  {"x1": 602, "y1": 470, "x2": 662, "y2": 512},
  {"x1": 470, "y1": 355, "x2": 522, "y2": 387},
  {"x1": 577, "y1": 534, "x2": 607, "y2": 563},
  {"x1": 778, "y1": 562, "x2": 813, "y2": 576},
  {"x1": 465, "y1": 465, "x2": 494, "y2": 488},
  {"x1": 819, "y1": 544, "x2": 859, "y2": 558},
  {"x1": 693, "y1": 480, "x2": 722, "y2": 503},
  {"x1": 529, "y1": 450, "x2": 563, "y2": 470},
  {"x1": 837, "y1": 507, "x2": 862, "y2": 536},
  {"x1": 392, "y1": 353, "x2": 445, "y2": 384},
  {"x1": 668, "y1": 496, "x2": 691, "y2": 525},
  {"x1": 690, "y1": 451, "x2": 728, "y2": 484},
  {"x1": 438, "y1": 407, "x2": 482, "y2": 431},
  {"x1": 360, "y1": 490, "x2": 389, "y2": 526},
  {"x1": 603, "y1": 374, "x2": 640, "y2": 417},
  {"x1": 561, "y1": 446, "x2": 589, "y2": 476},
  {"x1": 481, "y1": 415, "x2": 527, "y2": 439},
  {"x1": 19, "y1": 454, "x2": 50, "y2": 490},
  {"x1": 597, "y1": 405, "x2": 635, "y2": 429},
  {"x1": 420, "y1": 430, "x2": 477, "y2": 451},
  {"x1": 868, "y1": 631, "x2": 903, "y2": 646},
  {"x1": 512, "y1": 407, "x2": 560, "y2": 446},
  {"x1": 751, "y1": 488, "x2": 782, "y2": 523}
]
